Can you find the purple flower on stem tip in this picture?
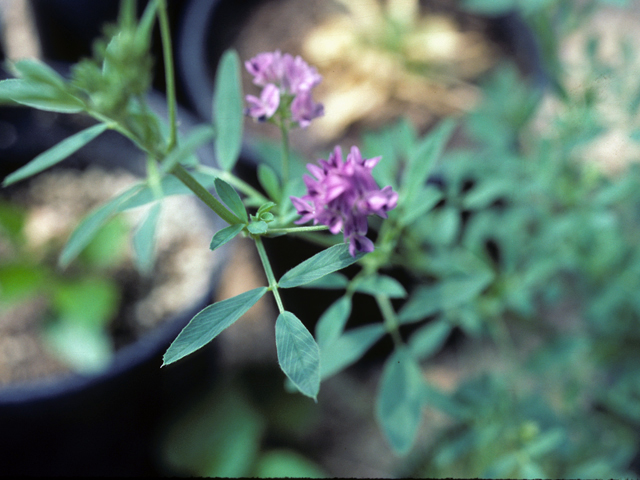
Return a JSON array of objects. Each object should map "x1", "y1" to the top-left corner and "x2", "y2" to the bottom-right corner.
[
  {"x1": 291, "y1": 146, "x2": 399, "y2": 257},
  {"x1": 244, "y1": 50, "x2": 323, "y2": 128}
]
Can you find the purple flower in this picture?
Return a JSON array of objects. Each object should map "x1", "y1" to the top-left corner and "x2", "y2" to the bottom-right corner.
[
  {"x1": 245, "y1": 83, "x2": 280, "y2": 121},
  {"x1": 283, "y1": 55, "x2": 322, "y2": 95},
  {"x1": 245, "y1": 51, "x2": 285, "y2": 87},
  {"x1": 291, "y1": 146, "x2": 398, "y2": 257},
  {"x1": 245, "y1": 50, "x2": 323, "y2": 128},
  {"x1": 291, "y1": 92, "x2": 324, "y2": 128}
]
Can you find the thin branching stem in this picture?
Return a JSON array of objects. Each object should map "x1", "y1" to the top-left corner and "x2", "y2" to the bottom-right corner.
[
  {"x1": 156, "y1": 0, "x2": 178, "y2": 150},
  {"x1": 254, "y1": 235, "x2": 285, "y2": 314},
  {"x1": 171, "y1": 164, "x2": 243, "y2": 226}
]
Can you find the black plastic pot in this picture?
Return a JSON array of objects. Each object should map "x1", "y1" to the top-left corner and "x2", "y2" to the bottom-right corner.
[{"x1": 0, "y1": 83, "x2": 229, "y2": 475}]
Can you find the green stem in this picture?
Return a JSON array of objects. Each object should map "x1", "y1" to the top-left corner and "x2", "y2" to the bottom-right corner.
[
  {"x1": 171, "y1": 164, "x2": 243, "y2": 225},
  {"x1": 267, "y1": 225, "x2": 328, "y2": 235},
  {"x1": 376, "y1": 293, "x2": 403, "y2": 347},
  {"x1": 156, "y1": 0, "x2": 178, "y2": 150},
  {"x1": 254, "y1": 236, "x2": 285, "y2": 314},
  {"x1": 146, "y1": 155, "x2": 164, "y2": 200},
  {"x1": 89, "y1": 112, "x2": 158, "y2": 158},
  {"x1": 280, "y1": 122, "x2": 290, "y2": 187}
]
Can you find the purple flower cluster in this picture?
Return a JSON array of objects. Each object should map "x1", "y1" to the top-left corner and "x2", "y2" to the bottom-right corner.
[
  {"x1": 245, "y1": 51, "x2": 324, "y2": 128},
  {"x1": 291, "y1": 146, "x2": 398, "y2": 257}
]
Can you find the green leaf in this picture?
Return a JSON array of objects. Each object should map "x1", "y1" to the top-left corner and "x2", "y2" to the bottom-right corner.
[
  {"x1": 408, "y1": 317, "x2": 452, "y2": 360},
  {"x1": 11, "y1": 59, "x2": 67, "y2": 89},
  {"x1": 420, "y1": 380, "x2": 469, "y2": 419},
  {"x1": 257, "y1": 163, "x2": 282, "y2": 203},
  {"x1": 375, "y1": 348, "x2": 424, "y2": 455},
  {"x1": 134, "y1": 0, "x2": 158, "y2": 50},
  {"x1": 163, "y1": 287, "x2": 267, "y2": 366},
  {"x1": 3, "y1": 123, "x2": 109, "y2": 186},
  {"x1": 209, "y1": 224, "x2": 244, "y2": 251},
  {"x1": 315, "y1": 296, "x2": 352, "y2": 347},
  {"x1": 247, "y1": 220, "x2": 267, "y2": 235},
  {"x1": 353, "y1": 274, "x2": 407, "y2": 298},
  {"x1": 59, "y1": 183, "x2": 144, "y2": 268},
  {"x1": 79, "y1": 216, "x2": 129, "y2": 268},
  {"x1": 524, "y1": 428, "x2": 564, "y2": 458},
  {"x1": 0, "y1": 78, "x2": 84, "y2": 112},
  {"x1": 320, "y1": 324, "x2": 385, "y2": 380},
  {"x1": 279, "y1": 244, "x2": 366, "y2": 289},
  {"x1": 400, "y1": 185, "x2": 443, "y2": 226},
  {"x1": 275, "y1": 311, "x2": 321, "y2": 400},
  {"x1": 51, "y1": 278, "x2": 120, "y2": 328},
  {"x1": 44, "y1": 322, "x2": 113, "y2": 373},
  {"x1": 214, "y1": 177, "x2": 248, "y2": 222},
  {"x1": 254, "y1": 450, "x2": 327, "y2": 478},
  {"x1": 0, "y1": 264, "x2": 48, "y2": 304},
  {"x1": 401, "y1": 119, "x2": 455, "y2": 204},
  {"x1": 257, "y1": 201, "x2": 277, "y2": 216},
  {"x1": 161, "y1": 384, "x2": 265, "y2": 477},
  {"x1": 299, "y1": 272, "x2": 349, "y2": 290},
  {"x1": 213, "y1": 49, "x2": 243, "y2": 171},
  {"x1": 430, "y1": 206, "x2": 460, "y2": 245},
  {"x1": 462, "y1": 180, "x2": 510, "y2": 210},
  {"x1": 132, "y1": 202, "x2": 161, "y2": 275},
  {"x1": 161, "y1": 125, "x2": 215, "y2": 173},
  {"x1": 399, "y1": 272, "x2": 493, "y2": 324}
]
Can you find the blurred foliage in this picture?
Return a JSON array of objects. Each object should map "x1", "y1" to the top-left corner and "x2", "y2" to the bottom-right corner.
[
  {"x1": 0, "y1": 198, "x2": 130, "y2": 372},
  {"x1": 159, "y1": 370, "x2": 327, "y2": 478},
  {"x1": 355, "y1": 0, "x2": 640, "y2": 474}
]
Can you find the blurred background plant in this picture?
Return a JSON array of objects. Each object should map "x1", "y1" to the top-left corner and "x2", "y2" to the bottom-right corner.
[
  {"x1": 0, "y1": 181, "x2": 129, "y2": 375},
  {"x1": 302, "y1": 0, "x2": 497, "y2": 142}
]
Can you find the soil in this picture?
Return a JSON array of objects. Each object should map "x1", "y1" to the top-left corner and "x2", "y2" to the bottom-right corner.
[
  {"x1": 229, "y1": 0, "x2": 522, "y2": 159},
  {"x1": 0, "y1": 165, "x2": 220, "y2": 386}
]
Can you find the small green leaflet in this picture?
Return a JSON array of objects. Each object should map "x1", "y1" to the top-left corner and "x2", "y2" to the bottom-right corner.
[
  {"x1": 408, "y1": 317, "x2": 452, "y2": 361},
  {"x1": 132, "y1": 202, "x2": 161, "y2": 275},
  {"x1": 257, "y1": 163, "x2": 282, "y2": 202},
  {"x1": 352, "y1": 274, "x2": 407, "y2": 298},
  {"x1": 279, "y1": 244, "x2": 366, "y2": 289},
  {"x1": 398, "y1": 271, "x2": 493, "y2": 324},
  {"x1": 400, "y1": 185, "x2": 443, "y2": 226},
  {"x1": 314, "y1": 296, "x2": 352, "y2": 347},
  {"x1": 210, "y1": 224, "x2": 244, "y2": 251},
  {"x1": 376, "y1": 348, "x2": 424, "y2": 455},
  {"x1": 11, "y1": 59, "x2": 67, "y2": 89},
  {"x1": 163, "y1": 287, "x2": 268, "y2": 366},
  {"x1": 299, "y1": 272, "x2": 349, "y2": 290},
  {"x1": 421, "y1": 380, "x2": 469, "y2": 420},
  {"x1": 213, "y1": 50, "x2": 243, "y2": 172},
  {"x1": 44, "y1": 323, "x2": 113, "y2": 374},
  {"x1": 3, "y1": 123, "x2": 109, "y2": 186},
  {"x1": 275, "y1": 311, "x2": 321, "y2": 400},
  {"x1": 246, "y1": 221, "x2": 267, "y2": 235},
  {"x1": 0, "y1": 78, "x2": 84, "y2": 113},
  {"x1": 320, "y1": 324, "x2": 386, "y2": 380},
  {"x1": 401, "y1": 119, "x2": 455, "y2": 205},
  {"x1": 59, "y1": 182, "x2": 145, "y2": 268},
  {"x1": 214, "y1": 178, "x2": 248, "y2": 222}
]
